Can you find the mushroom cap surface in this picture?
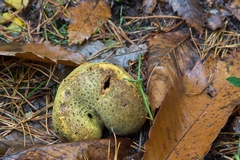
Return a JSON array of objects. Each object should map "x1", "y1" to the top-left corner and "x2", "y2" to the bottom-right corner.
[{"x1": 52, "y1": 62, "x2": 147, "y2": 141}]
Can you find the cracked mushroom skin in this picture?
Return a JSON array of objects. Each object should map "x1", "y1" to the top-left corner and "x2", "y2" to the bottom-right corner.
[{"x1": 52, "y1": 62, "x2": 147, "y2": 142}]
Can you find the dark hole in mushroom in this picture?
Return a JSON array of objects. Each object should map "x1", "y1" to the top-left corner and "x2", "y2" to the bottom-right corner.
[
  {"x1": 103, "y1": 76, "x2": 111, "y2": 90},
  {"x1": 87, "y1": 113, "x2": 93, "y2": 119},
  {"x1": 122, "y1": 103, "x2": 127, "y2": 106}
]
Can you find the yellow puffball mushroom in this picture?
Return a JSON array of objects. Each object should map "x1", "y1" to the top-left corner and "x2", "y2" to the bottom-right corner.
[{"x1": 52, "y1": 62, "x2": 147, "y2": 142}]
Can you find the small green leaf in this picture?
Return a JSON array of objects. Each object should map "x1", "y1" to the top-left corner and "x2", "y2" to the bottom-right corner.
[{"x1": 226, "y1": 76, "x2": 240, "y2": 87}]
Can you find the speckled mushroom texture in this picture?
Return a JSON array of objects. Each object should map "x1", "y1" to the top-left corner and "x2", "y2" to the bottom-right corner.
[{"x1": 52, "y1": 62, "x2": 147, "y2": 142}]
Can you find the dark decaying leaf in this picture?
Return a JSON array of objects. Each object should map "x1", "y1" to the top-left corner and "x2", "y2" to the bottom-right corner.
[
  {"x1": 2, "y1": 138, "x2": 132, "y2": 160},
  {"x1": 144, "y1": 32, "x2": 240, "y2": 159},
  {"x1": 0, "y1": 42, "x2": 86, "y2": 66},
  {"x1": 0, "y1": 131, "x2": 43, "y2": 156},
  {"x1": 205, "y1": 13, "x2": 224, "y2": 31},
  {"x1": 67, "y1": 0, "x2": 111, "y2": 45},
  {"x1": 225, "y1": 3, "x2": 240, "y2": 21},
  {"x1": 142, "y1": 0, "x2": 157, "y2": 13},
  {"x1": 78, "y1": 41, "x2": 148, "y2": 68},
  {"x1": 167, "y1": 0, "x2": 204, "y2": 33}
]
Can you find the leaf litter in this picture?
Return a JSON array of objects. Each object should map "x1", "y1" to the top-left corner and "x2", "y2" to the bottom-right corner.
[
  {"x1": 0, "y1": 0, "x2": 240, "y2": 159},
  {"x1": 0, "y1": 58, "x2": 58, "y2": 156}
]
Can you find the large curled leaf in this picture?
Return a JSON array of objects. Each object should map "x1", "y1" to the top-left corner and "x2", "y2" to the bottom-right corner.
[{"x1": 144, "y1": 32, "x2": 240, "y2": 159}]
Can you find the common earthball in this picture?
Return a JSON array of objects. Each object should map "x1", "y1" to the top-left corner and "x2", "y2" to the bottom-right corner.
[{"x1": 52, "y1": 62, "x2": 147, "y2": 141}]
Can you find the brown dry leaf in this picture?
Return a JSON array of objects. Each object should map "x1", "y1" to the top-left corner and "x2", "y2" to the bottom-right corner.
[
  {"x1": 67, "y1": 0, "x2": 111, "y2": 45},
  {"x1": 146, "y1": 32, "x2": 195, "y2": 113},
  {"x1": 144, "y1": 32, "x2": 240, "y2": 159},
  {"x1": 0, "y1": 41, "x2": 86, "y2": 66},
  {"x1": 167, "y1": 0, "x2": 204, "y2": 33},
  {"x1": 3, "y1": 138, "x2": 132, "y2": 159}
]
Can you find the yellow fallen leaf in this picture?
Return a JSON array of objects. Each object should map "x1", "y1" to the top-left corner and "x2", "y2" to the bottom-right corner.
[
  {"x1": 0, "y1": 12, "x2": 12, "y2": 24},
  {"x1": 4, "y1": 0, "x2": 29, "y2": 10},
  {"x1": 7, "y1": 17, "x2": 25, "y2": 33}
]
